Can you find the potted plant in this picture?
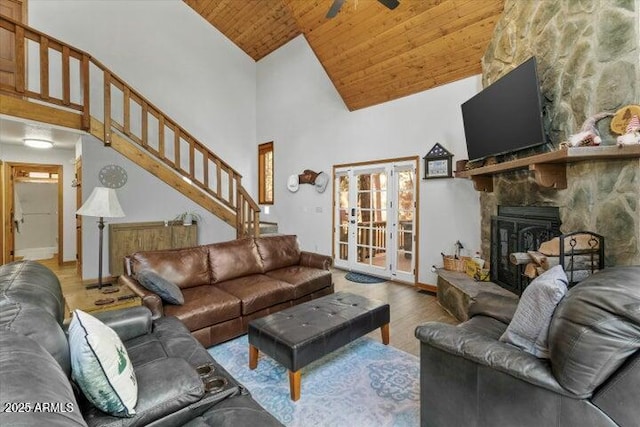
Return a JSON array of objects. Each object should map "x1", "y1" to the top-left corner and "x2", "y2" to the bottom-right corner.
[{"x1": 175, "y1": 211, "x2": 202, "y2": 226}]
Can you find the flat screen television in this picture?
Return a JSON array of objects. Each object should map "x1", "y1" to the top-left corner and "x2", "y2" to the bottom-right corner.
[{"x1": 461, "y1": 57, "x2": 547, "y2": 163}]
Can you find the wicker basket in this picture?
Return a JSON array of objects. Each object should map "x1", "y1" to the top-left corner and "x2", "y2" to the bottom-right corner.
[{"x1": 442, "y1": 255, "x2": 471, "y2": 272}]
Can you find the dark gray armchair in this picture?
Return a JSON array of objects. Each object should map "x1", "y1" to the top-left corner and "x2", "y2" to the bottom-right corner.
[{"x1": 415, "y1": 266, "x2": 640, "y2": 427}]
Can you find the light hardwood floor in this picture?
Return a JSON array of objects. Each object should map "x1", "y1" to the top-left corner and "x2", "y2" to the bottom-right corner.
[{"x1": 39, "y1": 258, "x2": 458, "y2": 357}]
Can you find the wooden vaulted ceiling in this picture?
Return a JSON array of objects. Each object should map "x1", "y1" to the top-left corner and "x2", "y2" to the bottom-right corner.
[{"x1": 185, "y1": 0, "x2": 505, "y2": 111}]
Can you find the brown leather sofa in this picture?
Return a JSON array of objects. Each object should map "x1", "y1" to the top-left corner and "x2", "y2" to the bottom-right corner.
[{"x1": 120, "y1": 235, "x2": 333, "y2": 348}]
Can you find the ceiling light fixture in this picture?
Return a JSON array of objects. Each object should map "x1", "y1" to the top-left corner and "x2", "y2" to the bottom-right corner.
[{"x1": 24, "y1": 139, "x2": 53, "y2": 149}]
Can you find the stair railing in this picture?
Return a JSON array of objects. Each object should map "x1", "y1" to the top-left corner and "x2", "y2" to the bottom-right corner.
[{"x1": 0, "y1": 15, "x2": 259, "y2": 237}]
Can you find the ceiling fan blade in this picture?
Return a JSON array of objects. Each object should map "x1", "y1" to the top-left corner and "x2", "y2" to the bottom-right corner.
[
  {"x1": 377, "y1": 0, "x2": 399, "y2": 10},
  {"x1": 326, "y1": 0, "x2": 346, "y2": 18}
]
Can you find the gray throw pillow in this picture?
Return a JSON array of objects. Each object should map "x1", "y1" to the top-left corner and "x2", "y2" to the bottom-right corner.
[
  {"x1": 135, "y1": 270, "x2": 184, "y2": 305},
  {"x1": 499, "y1": 265, "x2": 568, "y2": 358}
]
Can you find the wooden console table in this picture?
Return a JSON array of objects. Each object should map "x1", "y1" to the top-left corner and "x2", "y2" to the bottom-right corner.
[
  {"x1": 109, "y1": 220, "x2": 197, "y2": 277},
  {"x1": 437, "y1": 269, "x2": 517, "y2": 321},
  {"x1": 455, "y1": 145, "x2": 640, "y2": 192}
]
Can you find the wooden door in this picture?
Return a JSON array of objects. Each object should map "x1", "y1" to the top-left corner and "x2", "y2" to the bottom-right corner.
[
  {"x1": 3, "y1": 162, "x2": 15, "y2": 263},
  {"x1": 75, "y1": 157, "x2": 82, "y2": 275},
  {"x1": 0, "y1": 0, "x2": 27, "y2": 88}
]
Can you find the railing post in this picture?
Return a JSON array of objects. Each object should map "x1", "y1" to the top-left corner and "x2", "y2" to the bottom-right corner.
[
  {"x1": 103, "y1": 70, "x2": 111, "y2": 145},
  {"x1": 81, "y1": 55, "x2": 90, "y2": 131},
  {"x1": 62, "y1": 46, "x2": 70, "y2": 105},
  {"x1": 15, "y1": 25, "x2": 25, "y2": 93},
  {"x1": 39, "y1": 35, "x2": 49, "y2": 100}
]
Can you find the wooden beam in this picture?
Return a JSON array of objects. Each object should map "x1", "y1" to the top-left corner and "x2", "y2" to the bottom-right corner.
[{"x1": 0, "y1": 94, "x2": 83, "y2": 129}]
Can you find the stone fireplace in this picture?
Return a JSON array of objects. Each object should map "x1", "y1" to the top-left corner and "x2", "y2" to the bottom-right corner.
[{"x1": 477, "y1": 0, "x2": 640, "y2": 269}]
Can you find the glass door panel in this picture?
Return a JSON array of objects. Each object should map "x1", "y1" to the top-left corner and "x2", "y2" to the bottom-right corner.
[
  {"x1": 392, "y1": 167, "x2": 416, "y2": 282},
  {"x1": 355, "y1": 170, "x2": 387, "y2": 273},
  {"x1": 396, "y1": 169, "x2": 414, "y2": 273},
  {"x1": 337, "y1": 174, "x2": 349, "y2": 262}
]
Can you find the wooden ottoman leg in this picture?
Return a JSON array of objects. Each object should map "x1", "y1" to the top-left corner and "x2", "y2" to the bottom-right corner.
[
  {"x1": 381, "y1": 323, "x2": 390, "y2": 345},
  {"x1": 289, "y1": 370, "x2": 301, "y2": 401},
  {"x1": 249, "y1": 344, "x2": 259, "y2": 369}
]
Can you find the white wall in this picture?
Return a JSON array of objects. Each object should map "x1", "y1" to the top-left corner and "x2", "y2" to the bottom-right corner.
[
  {"x1": 0, "y1": 143, "x2": 77, "y2": 262},
  {"x1": 257, "y1": 36, "x2": 482, "y2": 285},
  {"x1": 80, "y1": 135, "x2": 236, "y2": 279},
  {"x1": 28, "y1": 0, "x2": 257, "y2": 195}
]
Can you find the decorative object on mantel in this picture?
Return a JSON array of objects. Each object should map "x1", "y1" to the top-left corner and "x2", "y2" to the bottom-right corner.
[
  {"x1": 611, "y1": 104, "x2": 640, "y2": 147},
  {"x1": 289, "y1": 169, "x2": 329, "y2": 193},
  {"x1": 559, "y1": 111, "x2": 613, "y2": 148},
  {"x1": 423, "y1": 143, "x2": 453, "y2": 179}
]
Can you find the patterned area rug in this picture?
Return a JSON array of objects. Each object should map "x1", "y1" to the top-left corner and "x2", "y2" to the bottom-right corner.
[
  {"x1": 344, "y1": 271, "x2": 388, "y2": 283},
  {"x1": 209, "y1": 335, "x2": 420, "y2": 427}
]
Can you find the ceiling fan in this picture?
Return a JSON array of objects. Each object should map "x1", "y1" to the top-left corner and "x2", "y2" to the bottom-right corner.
[{"x1": 326, "y1": 0, "x2": 400, "y2": 18}]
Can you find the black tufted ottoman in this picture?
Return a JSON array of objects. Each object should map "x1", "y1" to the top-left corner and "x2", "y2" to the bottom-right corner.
[{"x1": 248, "y1": 291, "x2": 390, "y2": 401}]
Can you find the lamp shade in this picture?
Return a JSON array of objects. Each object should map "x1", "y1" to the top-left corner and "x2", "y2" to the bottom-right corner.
[{"x1": 77, "y1": 187, "x2": 125, "y2": 218}]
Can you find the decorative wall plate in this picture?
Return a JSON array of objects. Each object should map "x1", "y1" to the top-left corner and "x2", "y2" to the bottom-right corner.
[
  {"x1": 99, "y1": 164, "x2": 128, "y2": 188},
  {"x1": 287, "y1": 174, "x2": 299, "y2": 192},
  {"x1": 610, "y1": 104, "x2": 640, "y2": 134}
]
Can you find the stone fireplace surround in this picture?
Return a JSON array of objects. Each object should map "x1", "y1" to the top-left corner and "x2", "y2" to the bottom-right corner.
[{"x1": 476, "y1": 0, "x2": 639, "y2": 269}]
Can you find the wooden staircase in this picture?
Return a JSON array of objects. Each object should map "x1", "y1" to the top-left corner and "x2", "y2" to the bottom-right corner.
[{"x1": 0, "y1": 15, "x2": 260, "y2": 237}]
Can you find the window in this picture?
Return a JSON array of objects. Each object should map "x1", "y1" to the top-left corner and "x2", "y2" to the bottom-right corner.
[{"x1": 258, "y1": 141, "x2": 273, "y2": 205}]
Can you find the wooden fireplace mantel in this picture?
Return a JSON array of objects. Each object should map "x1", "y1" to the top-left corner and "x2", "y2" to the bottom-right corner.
[{"x1": 455, "y1": 145, "x2": 640, "y2": 192}]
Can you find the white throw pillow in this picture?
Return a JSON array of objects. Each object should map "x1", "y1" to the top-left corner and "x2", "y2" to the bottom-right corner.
[
  {"x1": 69, "y1": 309, "x2": 138, "y2": 417},
  {"x1": 499, "y1": 265, "x2": 568, "y2": 358}
]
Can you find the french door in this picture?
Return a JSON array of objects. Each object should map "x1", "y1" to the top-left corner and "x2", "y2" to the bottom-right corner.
[{"x1": 334, "y1": 159, "x2": 417, "y2": 283}]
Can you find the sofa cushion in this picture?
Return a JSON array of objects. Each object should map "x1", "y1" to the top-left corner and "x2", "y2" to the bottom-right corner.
[
  {"x1": 549, "y1": 266, "x2": 640, "y2": 396},
  {"x1": 130, "y1": 246, "x2": 210, "y2": 289},
  {"x1": 81, "y1": 358, "x2": 205, "y2": 427},
  {"x1": 0, "y1": 261, "x2": 71, "y2": 376},
  {"x1": 500, "y1": 265, "x2": 568, "y2": 358},
  {"x1": 207, "y1": 238, "x2": 263, "y2": 283},
  {"x1": 255, "y1": 235, "x2": 301, "y2": 272},
  {"x1": 164, "y1": 286, "x2": 241, "y2": 332},
  {"x1": 136, "y1": 270, "x2": 184, "y2": 305},
  {"x1": 0, "y1": 330, "x2": 87, "y2": 427},
  {"x1": 216, "y1": 274, "x2": 295, "y2": 315},
  {"x1": 69, "y1": 310, "x2": 138, "y2": 417},
  {"x1": 265, "y1": 266, "x2": 332, "y2": 299}
]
